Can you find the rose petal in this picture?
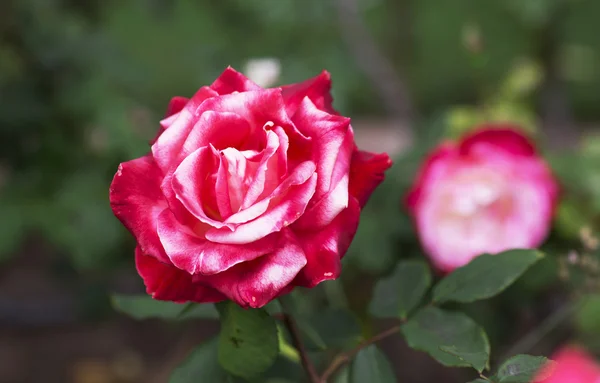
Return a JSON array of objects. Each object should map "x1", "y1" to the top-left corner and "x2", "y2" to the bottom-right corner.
[
  {"x1": 150, "y1": 96, "x2": 190, "y2": 144},
  {"x1": 240, "y1": 129, "x2": 284, "y2": 210},
  {"x1": 292, "y1": 98, "x2": 354, "y2": 228},
  {"x1": 159, "y1": 171, "x2": 200, "y2": 229},
  {"x1": 156, "y1": 209, "x2": 276, "y2": 275},
  {"x1": 206, "y1": 161, "x2": 317, "y2": 244},
  {"x1": 405, "y1": 141, "x2": 456, "y2": 213},
  {"x1": 135, "y1": 247, "x2": 225, "y2": 303},
  {"x1": 180, "y1": 111, "x2": 253, "y2": 161},
  {"x1": 165, "y1": 96, "x2": 189, "y2": 118},
  {"x1": 151, "y1": 86, "x2": 219, "y2": 172},
  {"x1": 292, "y1": 97, "x2": 352, "y2": 198},
  {"x1": 349, "y1": 149, "x2": 393, "y2": 207},
  {"x1": 192, "y1": 89, "x2": 293, "y2": 140},
  {"x1": 172, "y1": 146, "x2": 232, "y2": 229},
  {"x1": 109, "y1": 155, "x2": 169, "y2": 263},
  {"x1": 282, "y1": 70, "x2": 337, "y2": 116},
  {"x1": 214, "y1": 149, "x2": 234, "y2": 218},
  {"x1": 294, "y1": 174, "x2": 349, "y2": 229},
  {"x1": 196, "y1": 229, "x2": 307, "y2": 308},
  {"x1": 459, "y1": 126, "x2": 537, "y2": 157},
  {"x1": 210, "y1": 66, "x2": 262, "y2": 94},
  {"x1": 293, "y1": 197, "x2": 361, "y2": 288}
]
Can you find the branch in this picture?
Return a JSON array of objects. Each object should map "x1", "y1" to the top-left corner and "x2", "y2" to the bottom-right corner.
[
  {"x1": 319, "y1": 324, "x2": 401, "y2": 382},
  {"x1": 279, "y1": 299, "x2": 320, "y2": 383},
  {"x1": 333, "y1": 0, "x2": 414, "y2": 121}
]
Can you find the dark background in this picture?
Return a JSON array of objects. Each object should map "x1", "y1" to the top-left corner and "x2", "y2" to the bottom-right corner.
[{"x1": 1, "y1": 0, "x2": 600, "y2": 382}]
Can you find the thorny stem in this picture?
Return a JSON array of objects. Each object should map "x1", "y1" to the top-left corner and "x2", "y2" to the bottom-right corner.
[
  {"x1": 319, "y1": 324, "x2": 402, "y2": 382},
  {"x1": 279, "y1": 298, "x2": 320, "y2": 383}
]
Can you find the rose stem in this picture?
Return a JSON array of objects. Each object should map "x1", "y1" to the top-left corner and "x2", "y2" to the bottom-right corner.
[
  {"x1": 278, "y1": 297, "x2": 321, "y2": 383},
  {"x1": 319, "y1": 324, "x2": 402, "y2": 382}
]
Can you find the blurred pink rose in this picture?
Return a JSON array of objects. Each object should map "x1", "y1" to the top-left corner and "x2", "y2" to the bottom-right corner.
[
  {"x1": 406, "y1": 126, "x2": 558, "y2": 272},
  {"x1": 535, "y1": 345, "x2": 600, "y2": 383}
]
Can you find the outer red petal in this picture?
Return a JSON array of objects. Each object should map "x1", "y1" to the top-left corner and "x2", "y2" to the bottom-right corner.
[
  {"x1": 165, "y1": 96, "x2": 189, "y2": 118},
  {"x1": 293, "y1": 197, "x2": 361, "y2": 288},
  {"x1": 135, "y1": 247, "x2": 225, "y2": 303},
  {"x1": 281, "y1": 70, "x2": 337, "y2": 116},
  {"x1": 196, "y1": 230, "x2": 307, "y2": 308},
  {"x1": 210, "y1": 66, "x2": 262, "y2": 94},
  {"x1": 459, "y1": 125, "x2": 537, "y2": 157},
  {"x1": 349, "y1": 149, "x2": 393, "y2": 208},
  {"x1": 109, "y1": 155, "x2": 169, "y2": 263}
]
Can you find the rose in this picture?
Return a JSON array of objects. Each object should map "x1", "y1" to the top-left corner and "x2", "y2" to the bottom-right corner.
[
  {"x1": 534, "y1": 345, "x2": 600, "y2": 382},
  {"x1": 110, "y1": 67, "x2": 391, "y2": 308},
  {"x1": 406, "y1": 126, "x2": 558, "y2": 272}
]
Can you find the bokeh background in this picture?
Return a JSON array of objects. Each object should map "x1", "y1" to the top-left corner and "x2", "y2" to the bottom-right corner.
[{"x1": 2, "y1": 0, "x2": 600, "y2": 382}]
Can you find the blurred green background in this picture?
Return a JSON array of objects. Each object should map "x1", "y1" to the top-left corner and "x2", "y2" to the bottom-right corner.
[{"x1": 2, "y1": 0, "x2": 600, "y2": 382}]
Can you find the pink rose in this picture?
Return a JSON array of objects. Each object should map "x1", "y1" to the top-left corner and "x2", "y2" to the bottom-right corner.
[
  {"x1": 535, "y1": 345, "x2": 600, "y2": 383},
  {"x1": 406, "y1": 126, "x2": 558, "y2": 272},
  {"x1": 110, "y1": 67, "x2": 391, "y2": 308}
]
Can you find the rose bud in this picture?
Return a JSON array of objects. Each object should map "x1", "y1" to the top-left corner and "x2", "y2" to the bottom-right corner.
[
  {"x1": 534, "y1": 345, "x2": 600, "y2": 383},
  {"x1": 406, "y1": 126, "x2": 558, "y2": 272},
  {"x1": 110, "y1": 67, "x2": 392, "y2": 308}
]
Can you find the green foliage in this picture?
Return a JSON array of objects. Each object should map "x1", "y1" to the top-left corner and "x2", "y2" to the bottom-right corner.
[
  {"x1": 433, "y1": 250, "x2": 544, "y2": 304},
  {"x1": 440, "y1": 345, "x2": 490, "y2": 374},
  {"x1": 5, "y1": 0, "x2": 600, "y2": 381},
  {"x1": 401, "y1": 307, "x2": 491, "y2": 371},
  {"x1": 349, "y1": 345, "x2": 397, "y2": 382},
  {"x1": 369, "y1": 260, "x2": 432, "y2": 319},
  {"x1": 217, "y1": 302, "x2": 279, "y2": 378},
  {"x1": 111, "y1": 295, "x2": 219, "y2": 320}
]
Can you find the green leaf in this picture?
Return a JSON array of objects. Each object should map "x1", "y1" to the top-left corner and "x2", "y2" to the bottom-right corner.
[
  {"x1": 401, "y1": 307, "x2": 490, "y2": 371},
  {"x1": 111, "y1": 295, "x2": 218, "y2": 320},
  {"x1": 496, "y1": 355, "x2": 556, "y2": 382},
  {"x1": 440, "y1": 345, "x2": 490, "y2": 373},
  {"x1": 369, "y1": 260, "x2": 432, "y2": 319},
  {"x1": 169, "y1": 337, "x2": 229, "y2": 383},
  {"x1": 350, "y1": 345, "x2": 396, "y2": 383},
  {"x1": 217, "y1": 301, "x2": 279, "y2": 378},
  {"x1": 466, "y1": 380, "x2": 489, "y2": 383},
  {"x1": 433, "y1": 249, "x2": 543, "y2": 304}
]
